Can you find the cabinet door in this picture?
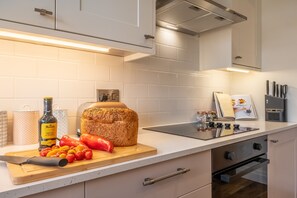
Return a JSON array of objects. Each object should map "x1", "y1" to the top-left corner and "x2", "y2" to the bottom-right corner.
[
  {"x1": 0, "y1": 0, "x2": 55, "y2": 29},
  {"x1": 268, "y1": 128, "x2": 297, "y2": 198},
  {"x1": 23, "y1": 183, "x2": 84, "y2": 198},
  {"x1": 85, "y1": 151, "x2": 211, "y2": 198},
  {"x1": 56, "y1": 0, "x2": 155, "y2": 48},
  {"x1": 231, "y1": 0, "x2": 260, "y2": 69}
]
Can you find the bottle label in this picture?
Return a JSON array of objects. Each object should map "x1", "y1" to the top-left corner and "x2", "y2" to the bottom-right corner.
[
  {"x1": 40, "y1": 139, "x2": 56, "y2": 146},
  {"x1": 41, "y1": 123, "x2": 57, "y2": 139}
]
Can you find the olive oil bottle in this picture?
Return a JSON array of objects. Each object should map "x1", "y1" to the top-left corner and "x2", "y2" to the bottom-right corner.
[{"x1": 38, "y1": 97, "x2": 57, "y2": 151}]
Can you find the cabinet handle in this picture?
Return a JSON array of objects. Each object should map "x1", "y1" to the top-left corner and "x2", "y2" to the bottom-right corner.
[
  {"x1": 235, "y1": 56, "x2": 243, "y2": 59},
  {"x1": 144, "y1": 34, "x2": 155, "y2": 39},
  {"x1": 143, "y1": 168, "x2": 190, "y2": 186},
  {"x1": 34, "y1": 8, "x2": 53, "y2": 16},
  {"x1": 270, "y1": 140, "x2": 279, "y2": 143}
]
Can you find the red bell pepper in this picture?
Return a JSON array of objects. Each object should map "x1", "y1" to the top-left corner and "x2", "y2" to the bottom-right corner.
[
  {"x1": 59, "y1": 135, "x2": 87, "y2": 147},
  {"x1": 79, "y1": 134, "x2": 114, "y2": 153}
]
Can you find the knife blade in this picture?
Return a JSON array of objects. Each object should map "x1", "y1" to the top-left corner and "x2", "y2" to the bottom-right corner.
[
  {"x1": 0, "y1": 155, "x2": 68, "y2": 167},
  {"x1": 272, "y1": 81, "x2": 276, "y2": 97},
  {"x1": 266, "y1": 80, "x2": 269, "y2": 95},
  {"x1": 283, "y1": 84, "x2": 288, "y2": 99}
]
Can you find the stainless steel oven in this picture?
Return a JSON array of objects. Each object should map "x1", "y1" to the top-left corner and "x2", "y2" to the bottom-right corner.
[{"x1": 212, "y1": 136, "x2": 269, "y2": 198}]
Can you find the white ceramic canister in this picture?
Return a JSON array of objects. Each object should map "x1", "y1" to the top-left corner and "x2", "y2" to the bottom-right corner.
[
  {"x1": 0, "y1": 111, "x2": 8, "y2": 147},
  {"x1": 53, "y1": 109, "x2": 68, "y2": 139},
  {"x1": 13, "y1": 110, "x2": 39, "y2": 145}
]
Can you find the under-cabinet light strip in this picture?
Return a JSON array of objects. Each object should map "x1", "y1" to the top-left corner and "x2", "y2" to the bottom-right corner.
[
  {"x1": 226, "y1": 67, "x2": 250, "y2": 73},
  {"x1": 0, "y1": 30, "x2": 110, "y2": 53}
]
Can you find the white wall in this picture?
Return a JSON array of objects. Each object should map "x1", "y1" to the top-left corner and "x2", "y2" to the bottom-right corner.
[
  {"x1": 231, "y1": 0, "x2": 297, "y2": 122},
  {"x1": 0, "y1": 27, "x2": 231, "y2": 143}
]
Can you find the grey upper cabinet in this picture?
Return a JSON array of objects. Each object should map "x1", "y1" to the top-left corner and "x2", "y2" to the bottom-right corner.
[
  {"x1": 199, "y1": 0, "x2": 261, "y2": 71},
  {"x1": 56, "y1": 0, "x2": 155, "y2": 49},
  {"x1": 0, "y1": 0, "x2": 55, "y2": 29},
  {"x1": 0, "y1": 0, "x2": 156, "y2": 58},
  {"x1": 231, "y1": 0, "x2": 260, "y2": 69}
]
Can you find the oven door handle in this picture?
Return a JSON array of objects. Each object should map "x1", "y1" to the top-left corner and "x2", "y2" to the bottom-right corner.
[{"x1": 218, "y1": 158, "x2": 269, "y2": 184}]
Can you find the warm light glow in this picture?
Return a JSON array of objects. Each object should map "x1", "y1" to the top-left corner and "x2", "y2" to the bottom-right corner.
[
  {"x1": 226, "y1": 67, "x2": 250, "y2": 73},
  {"x1": 166, "y1": 25, "x2": 178, "y2": 30},
  {"x1": 0, "y1": 30, "x2": 110, "y2": 53}
]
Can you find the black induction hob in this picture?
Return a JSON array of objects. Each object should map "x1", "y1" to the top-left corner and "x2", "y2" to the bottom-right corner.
[{"x1": 143, "y1": 122, "x2": 259, "y2": 140}]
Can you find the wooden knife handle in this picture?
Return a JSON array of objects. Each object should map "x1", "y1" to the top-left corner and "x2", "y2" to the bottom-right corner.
[{"x1": 26, "y1": 157, "x2": 68, "y2": 167}]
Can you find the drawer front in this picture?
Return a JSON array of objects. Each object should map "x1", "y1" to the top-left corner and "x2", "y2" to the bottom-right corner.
[
  {"x1": 178, "y1": 184, "x2": 211, "y2": 198},
  {"x1": 85, "y1": 150, "x2": 211, "y2": 198},
  {"x1": 23, "y1": 183, "x2": 84, "y2": 198}
]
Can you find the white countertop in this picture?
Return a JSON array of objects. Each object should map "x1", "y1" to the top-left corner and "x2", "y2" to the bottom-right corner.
[{"x1": 0, "y1": 121, "x2": 296, "y2": 198}]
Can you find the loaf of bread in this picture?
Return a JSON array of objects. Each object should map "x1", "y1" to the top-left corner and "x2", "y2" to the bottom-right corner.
[{"x1": 80, "y1": 102, "x2": 138, "y2": 146}]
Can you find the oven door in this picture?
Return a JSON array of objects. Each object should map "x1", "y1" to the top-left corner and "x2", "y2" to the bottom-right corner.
[{"x1": 212, "y1": 156, "x2": 269, "y2": 198}]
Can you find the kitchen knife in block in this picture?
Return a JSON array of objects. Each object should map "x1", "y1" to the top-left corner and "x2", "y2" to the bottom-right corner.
[
  {"x1": 0, "y1": 155, "x2": 68, "y2": 167},
  {"x1": 272, "y1": 81, "x2": 276, "y2": 97},
  {"x1": 266, "y1": 80, "x2": 269, "y2": 95}
]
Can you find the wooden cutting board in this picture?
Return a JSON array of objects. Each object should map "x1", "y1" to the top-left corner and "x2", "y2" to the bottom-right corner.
[{"x1": 5, "y1": 143, "x2": 157, "y2": 185}]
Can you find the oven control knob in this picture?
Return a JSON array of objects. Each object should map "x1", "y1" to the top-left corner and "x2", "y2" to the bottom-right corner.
[
  {"x1": 224, "y1": 151, "x2": 236, "y2": 160},
  {"x1": 234, "y1": 124, "x2": 240, "y2": 129},
  {"x1": 225, "y1": 123, "x2": 231, "y2": 129},
  {"x1": 217, "y1": 122, "x2": 223, "y2": 128},
  {"x1": 208, "y1": 122, "x2": 215, "y2": 127},
  {"x1": 253, "y1": 143, "x2": 262, "y2": 151}
]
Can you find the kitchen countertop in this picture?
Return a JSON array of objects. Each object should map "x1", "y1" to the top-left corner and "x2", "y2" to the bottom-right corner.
[{"x1": 0, "y1": 121, "x2": 297, "y2": 198}]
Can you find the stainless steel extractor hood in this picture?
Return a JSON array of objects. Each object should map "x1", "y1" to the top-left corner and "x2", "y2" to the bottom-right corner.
[{"x1": 156, "y1": 0, "x2": 247, "y2": 35}]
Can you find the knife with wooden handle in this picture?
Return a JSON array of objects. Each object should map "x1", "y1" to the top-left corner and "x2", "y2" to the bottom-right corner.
[{"x1": 0, "y1": 155, "x2": 68, "y2": 167}]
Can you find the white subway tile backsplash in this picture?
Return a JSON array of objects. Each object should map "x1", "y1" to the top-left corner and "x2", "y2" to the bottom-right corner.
[
  {"x1": 15, "y1": 78, "x2": 59, "y2": 98},
  {"x1": 110, "y1": 63, "x2": 124, "y2": 82},
  {"x1": 15, "y1": 42, "x2": 58, "y2": 60},
  {"x1": 67, "y1": 116, "x2": 77, "y2": 135},
  {"x1": 78, "y1": 81, "x2": 95, "y2": 98},
  {"x1": 37, "y1": 60, "x2": 78, "y2": 80},
  {"x1": 0, "y1": 40, "x2": 14, "y2": 55},
  {"x1": 177, "y1": 48, "x2": 196, "y2": 63},
  {"x1": 59, "y1": 80, "x2": 79, "y2": 98},
  {"x1": 13, "y1": 99, "x2": 41, "y2": 112},
  {"x1": 52, "y1": 99, "x2": 78, "y2": 117},
  {"x1": 160, "y1": 99, "x2": 178, "y2": 112},
  {"x1": 121, "y1": 98, "x2": 137, "y2": 110},
  {"x1": 0, "y1": 77, "x2": 13, "y2": 97},
  {"x1": 148, "y1": 57, "x2": 171, "y2": 72},
  {"x1": 0, "y1": 55, "x2": 37, "y2": 77},
  {"x1": 149, "y1": 85, "x2": 169, "y2": 98},
  {"x1": 0, "y1": 26, "x2": 231, "y2": 137},
  {"x1": 78, "y1": 63, "x2": 110, "y2": 81},
  {"x1": 157, "y1": 44, "x2": 178, "y2": 60},
  {"x1": 159, "y1": 72, "x2": 178, "y2": 86},
  {"x1": 124, "y1": 84, "x2": 148, "y2": 98},
  {"x1": 178, "y1": 74, "x2": 197, "y2": 86},
  {"x1": 138, "y1": 99, "x2": 160, "y2": 113},
  {"x1": 124, "y1": 69, "x2": 159, "y2": 84}
]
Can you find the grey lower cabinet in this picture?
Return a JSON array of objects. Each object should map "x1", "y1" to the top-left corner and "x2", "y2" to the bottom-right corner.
[
  {"x1": 268, "y1": 127, "x2": 297, "y2": 198},
  {"x1": 85, "y1": 150, "x2": 211, "y2": 198},
  {"x1": 23, "y1": 183, "x2": 84, "y2": 198}
]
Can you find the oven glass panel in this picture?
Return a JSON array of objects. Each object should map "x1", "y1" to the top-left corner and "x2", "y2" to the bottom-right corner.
[{"x1": 213, "y1": 160, "x2": 268, "y2": 198}]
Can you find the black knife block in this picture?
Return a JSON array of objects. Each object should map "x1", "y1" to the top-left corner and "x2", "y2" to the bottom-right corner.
[{"x1": 265, "y1": 95, "x2": 287, "y2": 122}]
